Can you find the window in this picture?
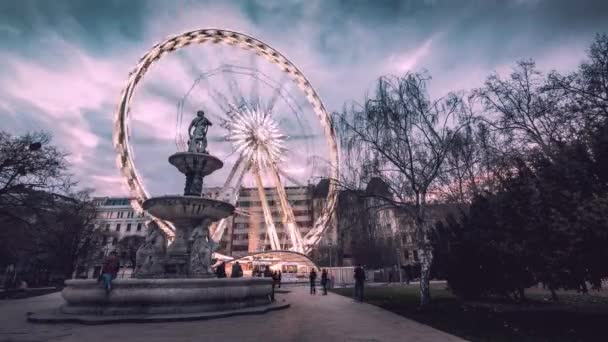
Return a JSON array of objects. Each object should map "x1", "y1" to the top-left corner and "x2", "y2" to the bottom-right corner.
[
  {"x1": 413, "y1": 250, "x2": 419, "y2": 262},
  {"x1": 127, "y1": 211, "x2": 134, "y2": 218},
  {"x1": 137, "y1": 223, "x2": 142, "y2": 232},
  {"x1": 102, "y1": 236, "x2": 108, "y2": 245},
  {"x1": 118, "y1": 212, "x2": 124, "y2": 219},
  {"x1": 108, "y1": 212, "x2": 113, "y2": 219},
  {"x1": 126, "y1": 223, "x2": 132, "y2": 232},
  {"x1": 112, "y1": 238, "x2": 118, "y2": 246},
  {"x1": 105, "y1": 224, "x2": 110, "y2": 231},
  {"x1": 403, "y1": 249, "x2": 409, "y2": 259},
  {"x1": 116, "y1": 224, "x2": 121, "y2": 232}
]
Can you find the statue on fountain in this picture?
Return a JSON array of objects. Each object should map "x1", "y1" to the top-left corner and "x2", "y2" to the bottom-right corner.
[
  {"x1": 189, "y1": 219, "x2": 214, "y2": 277},
  {"x1": 187, "y1": 110, "x2": 212, "y2": 153},
  {"x1": 133, "y1": 221, "x2": 167, "y2": 278}
]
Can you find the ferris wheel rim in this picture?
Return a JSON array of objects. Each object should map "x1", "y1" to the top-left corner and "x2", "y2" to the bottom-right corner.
[{"x1": 113, "y1": 28, "x2": 339, "y2": 252}]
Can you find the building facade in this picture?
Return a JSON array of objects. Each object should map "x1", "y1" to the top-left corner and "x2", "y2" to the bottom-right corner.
[
  {"x1": 78, "y1": 197, "x2": 150, "y2": 279},
  {"x1": 226, "y1": 186, "x2": 314, "y2": 258}
]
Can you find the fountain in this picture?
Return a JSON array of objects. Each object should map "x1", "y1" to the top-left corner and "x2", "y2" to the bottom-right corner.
[{"x1": 28, "y1": 110, "x2": 287, "y2": 323}]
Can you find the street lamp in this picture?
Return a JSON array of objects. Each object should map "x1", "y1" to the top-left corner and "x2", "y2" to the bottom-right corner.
[{"x1": 328, "y1": 241, "x2": 333, "y2": 267}]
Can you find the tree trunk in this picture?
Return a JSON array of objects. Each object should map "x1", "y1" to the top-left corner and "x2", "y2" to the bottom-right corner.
[
  {"x1": 416, "y1": 197, "x2": 432, "y2": 307},
  {"x1": 419, "y1": 246, "x2": 433, "y2": 306},
  {"x1": 395, "y1": 233, "x2": 404, "y2": 283},
  {"x1": 550, "y1": 287, "x2": 559, "y2": 302}
]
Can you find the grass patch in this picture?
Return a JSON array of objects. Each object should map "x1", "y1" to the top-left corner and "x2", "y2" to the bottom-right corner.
[{"x1": 331, "y1": 285, "x2": 608, "y2": 342}]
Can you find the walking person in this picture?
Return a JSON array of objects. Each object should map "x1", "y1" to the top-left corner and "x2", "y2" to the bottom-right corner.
[
  {"x1": 353, "y1": 264, "x2": 366, "y2": 302},
  {"x1": 270, "y1": 271, "x2": 278, "y2": 302},
  {"x1": 321, "y1": 269, "x2": 329, "y2": 295},
  {"x1": 277, "y1": 270, "x2": 282, "y2": 288},
  {"x1": 99, "y1": 251, "x2": 120, "y2": 295},
  {"x1": 309, "y1": 269, "x2": 317, "y2": 295}
]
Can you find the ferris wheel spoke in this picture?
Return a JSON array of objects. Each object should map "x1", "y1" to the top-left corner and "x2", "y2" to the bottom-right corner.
[
  {"x1": 220, "y1": 64, "x2": 248, "y2": 109},
  {"x1": 265, "y1": 72, "x2": 289, "y2": 114},
  {"x1": 277, "y1": 167, "x2": 305, "y2": 187},
  {"x1": 211, "y1": 156, "x2": 249, "y2": 242},
  {"x1": 248, "y1": 54, "x2": 260, "y2": 107},
  {"x1": 269, "y1": 165, "x2": 304, "y2": 253},
  {"x1": 253, "y1": 167, "x2": 281, "y2": 250}
]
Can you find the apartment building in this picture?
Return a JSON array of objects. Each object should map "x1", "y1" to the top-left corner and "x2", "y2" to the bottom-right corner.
[{"x1": 228, "y1": 186, "x2": 314, "y2": 258}]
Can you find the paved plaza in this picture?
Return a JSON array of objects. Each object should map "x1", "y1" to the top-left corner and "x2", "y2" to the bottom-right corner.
[{"x1": 0, "y1": 286, "x2": 464, "y2": 342}]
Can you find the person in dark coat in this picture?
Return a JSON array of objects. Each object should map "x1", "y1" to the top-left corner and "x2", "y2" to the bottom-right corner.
[
  {"x1": 231, "y1": 261, "x2": 243, "y2": 278},
  {"x1": 99, "y1": 251, "x2": 120, "y2": 294},
  {"x1": 277, "y1": 270, "x2": 282, "y2": 288},
  {"x1": 309, "y1": 269, "x2": 317, "y2": 295},
  {"x1": 215, "y1": 262, "x2": 227, "y2": 278},
  {"x1": 270, "y1": 271, "x2": 279, "y2": 302},
  {"x1": 353, "y1": 265, "x2": 366, "y2": 302},
  {"x1": 321, "y1": 269, "x2": 329, "y2": 295}
]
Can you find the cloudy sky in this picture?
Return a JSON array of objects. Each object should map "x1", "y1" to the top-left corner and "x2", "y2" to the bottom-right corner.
[{"x1": 1, "y1": 0, "x2": 607, "y2": 197}]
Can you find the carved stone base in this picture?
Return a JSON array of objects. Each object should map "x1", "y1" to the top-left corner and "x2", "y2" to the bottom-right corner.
[{"x1": 57, "y1": 278, "x2": 274, "y2": 315}]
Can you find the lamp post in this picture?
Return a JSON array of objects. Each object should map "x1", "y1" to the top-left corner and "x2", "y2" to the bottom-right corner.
[{"x1": 328, "y1": 241, "x2": 333, "y2": 267}]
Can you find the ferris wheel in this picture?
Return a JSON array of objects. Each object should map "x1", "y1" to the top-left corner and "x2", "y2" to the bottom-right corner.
[{"x1": 113, "y1": 29, "x2": 338, "y2": 254}]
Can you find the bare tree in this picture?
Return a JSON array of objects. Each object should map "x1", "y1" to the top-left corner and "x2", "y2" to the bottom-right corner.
[
  {"x1": 437, "y1": 119, "x2": 506, "y2": 203},
  {"x1": 547, "y1": 33, "x2": 608, "y2": 129},
  {"x1": 335, "y1": 73, "x2": 471, "y2": 306},
  {"x1": 474, "y1": 60, "x2": 579, "y2": 159},
  {"x1": 0, "y1": 131, "x2": 73, "y2": 225},
  {"x1": 0, "y1": 131, "x2": 102, "y2": 281},
  {"x1": 34, "y1": 189, "x2": 101, "y2": 279}
]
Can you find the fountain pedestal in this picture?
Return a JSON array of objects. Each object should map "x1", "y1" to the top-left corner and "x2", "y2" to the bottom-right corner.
[{"x1": 137, "y1": 152, "x2": 228, "y2": 279}]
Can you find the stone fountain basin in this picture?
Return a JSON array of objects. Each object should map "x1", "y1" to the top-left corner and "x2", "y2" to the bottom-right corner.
[
  {"x1": 143, "y1": 195, "x2": 235, "y2": 222},
  {"x1": 168, "y1": 152, "x2": 223, "y2": 176},
  {"x1": 60, "y1": 278, "x2": 273, "y2": 315}
]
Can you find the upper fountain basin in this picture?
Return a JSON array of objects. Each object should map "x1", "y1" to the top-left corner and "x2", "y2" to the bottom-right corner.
[
  {"x1": 168, "y1": 153, "x2": 223, "y2": 176},
  {"x1": 143, "y1": 195, "x2": 235, "y2": 222}
]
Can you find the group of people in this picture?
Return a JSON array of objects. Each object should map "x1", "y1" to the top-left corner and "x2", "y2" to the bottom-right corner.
[
  {"x1": 308, "y1": 268, "x2": 331, "y2": 295},
  {"x1": 308, "y1": 268, "x2": 343, "y2": 296},
  {"x1": 214, "y1": 261, "x2": 244, "y2": 278},
  {"x1": 308, "y1": 265, "x2": 366, "y2": 302}
]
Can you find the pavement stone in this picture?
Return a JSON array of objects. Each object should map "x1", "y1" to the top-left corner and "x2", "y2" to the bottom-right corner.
[{"x1": 0, "y1": 286, "x2": 465, "y2": 342}]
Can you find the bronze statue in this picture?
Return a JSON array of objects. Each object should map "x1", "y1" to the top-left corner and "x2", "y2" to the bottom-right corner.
[{"x1": 187, "y1": 110, "x2": 212, "y2": 153}]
